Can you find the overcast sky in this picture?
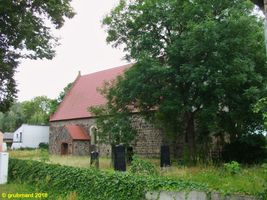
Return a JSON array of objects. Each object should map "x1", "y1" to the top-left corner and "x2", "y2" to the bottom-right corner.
[{"x1": 15, "y1": 0, "x2": 127, "y2": 102}]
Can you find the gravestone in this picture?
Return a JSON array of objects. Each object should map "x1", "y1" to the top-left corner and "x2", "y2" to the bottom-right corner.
[
  {"x1": 160, "y1": 145, "x2": 171, "y2": 167},
  {"x1": 114, "y1": 145, "x2": 126, "y2": 171},
  {"x1": 90, "y1": 151, "x2": 99, "y2": 169}
]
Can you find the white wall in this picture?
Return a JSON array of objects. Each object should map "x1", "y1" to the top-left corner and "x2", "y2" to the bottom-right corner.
[{"x1": 12, "y1": 124, "x2": 49, "y2": 149}]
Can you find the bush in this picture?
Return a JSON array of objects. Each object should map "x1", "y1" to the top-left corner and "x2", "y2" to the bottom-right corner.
[
  {"x1": 224, "y1": 161, "x2": 241, "y2": 175},
  {"x1": 222, "y1": 134, "x2": 267, "y2": 164},
  {"x1": 8, "y1": 158, "x2": 208, "y2": 200},
  {"x1": 129, "y1": 155, "x2": 158, "y2": 176},
  {"x1": 18, "y1": 147, "x2": 35, "y2": 150},
  {"x1": 39, "y1": 143, "x2": 49, "y2": 149}
]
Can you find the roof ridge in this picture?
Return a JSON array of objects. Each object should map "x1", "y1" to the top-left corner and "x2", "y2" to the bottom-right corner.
[{"x1": 80, "y1": 63, "x2": 132, "y2": 78}]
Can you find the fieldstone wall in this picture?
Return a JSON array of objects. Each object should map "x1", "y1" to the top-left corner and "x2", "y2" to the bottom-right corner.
[
  {"x1": 49, "y1": 124, "x2": 90, "y2": 156},
  {"x1": 49, "y1": 115, "x2": 175, "y2": 157},
  {"x1": 73, "y1": 140, "x2": 90, "y2": 156},
  {"x1": 50, "y1": 118, "x2": 95, "y2": 156},
  {"x1": 49, "y1": 126, "x2": 73, "y2": 155},
  {"x1": 131, "y1": 115, "x2": 165, "y2": 157}
]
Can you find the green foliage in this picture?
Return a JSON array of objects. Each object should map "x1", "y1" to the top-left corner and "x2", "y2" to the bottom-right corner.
[
  {"x1": 8, "y1": 151, "x2": 267, "y2": 197},
  {"x1": 0, "y1": 96, "x2": 56, "y2": 132},
  {"x1": 254, "y1": 97, "x2": 267, "y2": 129},
  {"x1": 102, "y1": 0, "x2": 267, "y2": 162},
  {"x1": 22, "y1": 96, "x2": 55, "y2": 125},
  {"x1": 129, "y1": 155, "x2": 158, "y2": 176},
  {"x1": 1, "y1": 183, "x2": 35, "y2": 194},
  {"x1": 90, "y1": 100, "x2": 137, "y2": 146},
  {"x1": 39, "y1": 149, "x2": 50, "y2": 163},
  {"x1": 39, "y1": 143, "x2": 49, "y2": 150},
  {"x1": 0, "y1": 81, "x2": 73, "y2": 132},
  {"x1": 169, "y1": 165, "x2": 266, "y2": 197},
  {"x1": 0, "y1": 0, "x2": 74, "y2": 112},
  {"x1": 0, "y1": 96, "x2": 57, "y2": 132},
  {"x1": 262, "y1": 163, "x2": 267, "y2": 174},
  {"x1": 260, "y1": 163, "x2": 267, "y2": 199},
  {"x1": 57, "y1": 82, "x2": 73, "y2": 103},
  {"x1": 0, "y1": 102, "x2": 26, "y2": 132},
  {"x1": 222, "y1": 134, "x2": 267, "y2": 164},
  {"x1": 8, "y1": 158, "x2": 208, "y2": 200},
  {"x1": 224, "y1": 161, "x2": 241, "y2": 175}
]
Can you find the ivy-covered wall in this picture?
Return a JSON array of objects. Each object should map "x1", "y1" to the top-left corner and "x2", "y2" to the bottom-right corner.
[{"x1": 8, "y1": 158, "x2": 208, "y2": 200}]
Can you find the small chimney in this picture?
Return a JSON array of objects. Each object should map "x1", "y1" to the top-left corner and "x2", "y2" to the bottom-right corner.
[{"x1": 78, "y1": 70, "x2": 81, "y2": 77}]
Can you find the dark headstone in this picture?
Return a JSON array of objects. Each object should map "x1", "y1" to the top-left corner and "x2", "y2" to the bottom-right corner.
[
  {"x1": 160, "y1": 145, "x2": 171, "y2": 167},
  {"x1": 114, "y1": 145, "x2": 126, "y2": 171},
  {"x1": 90, "y1": 151, "x2": 99, "y2": 168}
]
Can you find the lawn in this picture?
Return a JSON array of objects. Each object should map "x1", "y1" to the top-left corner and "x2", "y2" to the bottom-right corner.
[
  {"x1": 8, "y1": 149, "x2": 111, "y2": 169},
  {"x1": 1, "y1": 183, "x2": 79, "y2": 200},
  {"x1": 7, "y1": 149, "x2": 267, "y2": 197},
  {"x1": 161, "y1": 165, "x2": 266, "y2": 196}
]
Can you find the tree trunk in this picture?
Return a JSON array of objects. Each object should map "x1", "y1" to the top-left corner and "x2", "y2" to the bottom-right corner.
[{"x1": 185, "y1": 112, "x2": 196, "y2": 164}]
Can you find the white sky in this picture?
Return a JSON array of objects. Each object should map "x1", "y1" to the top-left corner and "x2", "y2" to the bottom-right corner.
[{"x1": 15, "y1": 0, "x2": 127, "y2": 102}]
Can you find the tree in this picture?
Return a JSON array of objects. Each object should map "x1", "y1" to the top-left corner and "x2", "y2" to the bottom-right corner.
[
  {"x1": 57, "y1": 82, "x2": 73, "y2": 103},
  {"x1": 22, "y1": 96, "x2": 54, "y2": 125},
  {"x1": 0, "y1": 102, "x2": 26, "y2": 132},
  {"x1": 254, "y1": 97, "x2": 267, "y2": 129},
  {"x1": 0, "y1": 96, "x2": 56, "y2": 132},
  {"x1": 101, "y1": 0, "x2": 267, "y2": 162},
  {"x1": 90, "y1": 95, "x2": 137, "y2": 147},
  {"x1": 90, "y1": 84, "x2": 137, "y2": 164},
  {"x1": 0, "y1": 0, "x2": 75, "y2": 112}
]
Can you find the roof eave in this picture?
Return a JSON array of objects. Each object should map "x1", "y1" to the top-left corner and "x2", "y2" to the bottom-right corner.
[{"x1": 50, "y1": 116, "x2": 94, "y2": 122}]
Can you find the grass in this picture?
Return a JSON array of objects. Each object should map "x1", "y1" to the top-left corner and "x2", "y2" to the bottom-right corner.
[
  {"x1": 8, "y1": 149, "x2": 267, "y2": 197},
  {"x1": 50, "y1": 155, "x2": 111, "y2": 169},
  {"x1": 1, "y1": 183, "x2": 34, "y2": 194},
  {"x1": 1, "y1": 183, "x2": 79, "y2": 200},
  {"x1": 8, "y1": 149, "x2": 111, "y2": 169},
  {"x1": 160, "y1": 165, "x2": 266, "y2": 196}
]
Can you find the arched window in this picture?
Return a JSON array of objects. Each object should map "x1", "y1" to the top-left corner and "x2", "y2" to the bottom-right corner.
[{"x1": 90, "y1": 126, "x2": 98, "y2": 145}]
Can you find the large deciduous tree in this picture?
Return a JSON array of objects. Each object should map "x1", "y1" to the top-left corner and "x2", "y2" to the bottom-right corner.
[
  {"x1": 22, "y1": 96, "x2": 54, "y2": 125},
  {"x1": 100, "y1": 0, "x2": 267, "y2": 162},
  {"x1": 0, "y1": 96, "x2": 55, "y2": 132},
  {"x1": 0, "y1": 0, "x2": 74, "y2": 112}
]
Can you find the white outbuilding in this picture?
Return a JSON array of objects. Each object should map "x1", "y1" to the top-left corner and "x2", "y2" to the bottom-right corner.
[{"x1": 11, "y1": 124, "x2": 49, "y2": 149}]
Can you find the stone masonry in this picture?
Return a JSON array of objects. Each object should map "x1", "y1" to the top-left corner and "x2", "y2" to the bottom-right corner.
[
  {"x1": 49, "y1": 114, "x2": 177, "y2": 157},
  {"x1": 49, "y1": 125, "x2": 90, "y2": 156}
]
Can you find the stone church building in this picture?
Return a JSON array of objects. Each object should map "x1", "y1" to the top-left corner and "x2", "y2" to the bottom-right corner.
[
  {"x1": 49, "y1": 64, "x2": 181, "y2": 157},
  {"x1": 50, "y1": 1, "x2": 263, "y2": 157}
]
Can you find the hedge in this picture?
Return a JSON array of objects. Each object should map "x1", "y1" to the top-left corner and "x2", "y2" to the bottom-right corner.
[{"x1": 8, "y1": 158, "x2": 208, "y2": 200}]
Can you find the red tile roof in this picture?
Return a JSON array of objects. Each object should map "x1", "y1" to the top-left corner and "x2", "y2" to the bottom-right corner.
[
  {"x1": 50, "y1": 64, "x2": 131, "y2": 121},
  {"x1": 65, "y1": 125, "x2": 90, "y2": 141}
]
